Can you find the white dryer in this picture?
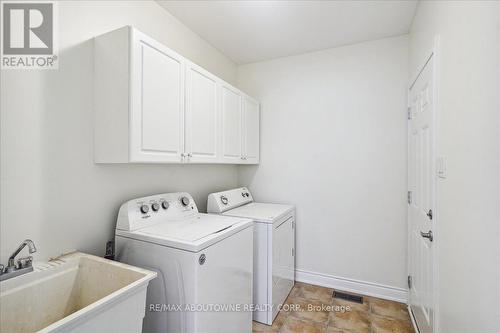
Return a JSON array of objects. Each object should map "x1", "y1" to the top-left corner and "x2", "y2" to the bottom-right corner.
[
  {"x1": 115, "y1": 192, "x2": 253, "y2": 333},
  {"x1": 207, "y1": 188, "x2": 295, "y2": 325}
]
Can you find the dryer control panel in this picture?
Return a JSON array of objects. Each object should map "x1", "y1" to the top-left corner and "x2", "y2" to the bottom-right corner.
[
  {"x1": 207, "y1": 187, "x2": 253, "y2": 213},
  {"x1": 116, "y1": 192, "x2": 198, "y2": 231}
]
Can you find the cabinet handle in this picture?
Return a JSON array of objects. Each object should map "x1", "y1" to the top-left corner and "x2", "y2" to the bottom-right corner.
[{"x1": 188, "y1": 153, "x2": 192, "y2": 158}]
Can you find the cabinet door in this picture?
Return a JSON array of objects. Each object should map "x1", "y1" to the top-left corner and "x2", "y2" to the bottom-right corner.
[
  {"x1": 221, "y1": 84, "x2": 243, "y2": 163},
  {"x1": 130, "y1": 31, "x2": 184, "y2": 163},
  {"x1": 242, "y1": 97, "x2": 260, "y2": 164},
  {"x1": 185, "y1": 63, "x2": 219, "y2": 163}
]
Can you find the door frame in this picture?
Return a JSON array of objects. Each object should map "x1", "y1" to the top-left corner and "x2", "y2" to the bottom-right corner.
[{"x1": 407, "y1": 35, "x2": 441, "y2": 333}]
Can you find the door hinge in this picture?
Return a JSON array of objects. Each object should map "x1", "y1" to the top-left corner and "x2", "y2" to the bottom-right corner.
[
  {"x1": 407, "y1": 191, "x2": 412, "y2": 205},
  {"x1": 407, "y1": 107, "x2": 412, "y2": 120},
  {"x1": 292, "y1": 248, "x2": 294, "y2": 257},
  {"x1": 408, "y1": 275, "x2": 412, "y2": 289}
]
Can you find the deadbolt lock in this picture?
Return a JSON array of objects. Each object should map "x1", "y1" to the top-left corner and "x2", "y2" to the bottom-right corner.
[{"x1": 420, "y1": 230, "x2": 433, "y2": 242}]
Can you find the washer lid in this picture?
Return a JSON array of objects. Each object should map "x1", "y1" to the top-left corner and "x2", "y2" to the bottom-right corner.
[
  {"x1": 116, "y1": 213, "x2": 253, "y2": 252},
  {"x1": 140, "y1": 214, "x2": 236, "y2": 242},
  {"x1": 223, "y1": 202, "x2": 294, "y2": 223}
]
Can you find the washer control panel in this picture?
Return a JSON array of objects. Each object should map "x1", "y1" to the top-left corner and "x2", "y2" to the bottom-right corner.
[
  {"x1": 140, "y1": 204, "x2": 149, "y2": 214},
  {"x1": 116, "y1": 192, "x2": 198, "y2": 231}
]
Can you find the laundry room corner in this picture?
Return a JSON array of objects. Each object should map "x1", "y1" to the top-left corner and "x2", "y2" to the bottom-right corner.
[{"x1": 235, "y1": 35, "x2": 410, "y2": 299}]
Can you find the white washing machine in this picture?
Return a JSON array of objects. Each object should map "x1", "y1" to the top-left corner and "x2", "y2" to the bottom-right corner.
[
  {"x1": 207, "y1": 188, "x2": 295, "y2": 325},
  {"x1": 115, "y1": 192, "x2": 253, "y2": 333}
]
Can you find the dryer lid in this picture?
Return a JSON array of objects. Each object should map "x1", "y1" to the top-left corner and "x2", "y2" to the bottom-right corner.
[{"x1": 223, "y1": 202, "x2": 294, "y2": 223}]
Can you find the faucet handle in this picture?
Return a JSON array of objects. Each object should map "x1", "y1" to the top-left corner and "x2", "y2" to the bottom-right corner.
[
  {"x1": 16, "y1": 256, "x2": 33, "y2": 269},
  {"x1": 0, "y1": 264, "x2": 4, "y2": 274}
]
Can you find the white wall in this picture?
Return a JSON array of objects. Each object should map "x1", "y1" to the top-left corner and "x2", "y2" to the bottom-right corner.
[
  {"x1": 0, "y1": 1, "x2": 238, "y2": 263},
  {"x1": 410, "y1": 2, "x2": 500, "y2": 332},
  {"x1": 237, "y1": 36, "x2": 409, "y2": 291}
]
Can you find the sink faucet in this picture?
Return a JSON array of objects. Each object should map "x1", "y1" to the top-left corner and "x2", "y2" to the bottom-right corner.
[{"x1": 1, "y1": 239, "x2": 37, "y2": 281}]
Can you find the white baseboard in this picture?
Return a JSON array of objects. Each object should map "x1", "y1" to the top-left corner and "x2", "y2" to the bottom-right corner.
[
  {"x1": 408, "y1": 305, "x2": 420, "y2": 333},
  {"x1": 295, "y1": 268, "x2": 408, "y2": 303}
]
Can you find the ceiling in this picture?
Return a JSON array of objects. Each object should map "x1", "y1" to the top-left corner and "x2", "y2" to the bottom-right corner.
[{"x1": 157, "y1": 0, "x2": 418, "y2": 65}]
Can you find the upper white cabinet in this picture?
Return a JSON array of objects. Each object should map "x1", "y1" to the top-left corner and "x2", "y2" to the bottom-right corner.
[
  {"x1": 242, "y1": 96, "x2": 260, "y2": 164},
  {"x1": 94, "y1": 26, "x2": 259, "y2": 164},
  {"x1": 221, "y1": 83, "x2": 243, "y2": 163},
  {"x1": 185, "y1": 62, "x2": 219, "y2": 163},
  {"x1": 220, "y1": 83, "x2": 261, "y2": 164},
  {"x1": 130, "y1": 30, "x2": 185, "y2": 163}
]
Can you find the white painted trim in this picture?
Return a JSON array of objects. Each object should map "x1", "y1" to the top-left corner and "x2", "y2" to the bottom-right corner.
[
  {"x1": 408, "y1": 305, "x2": 421, "y2": 333},
  {"x1": 431, "y1": 34, "x2": 441, "y2": 333},
  {"x1": 295, "y1": 269, "x2": 408, "y2": 303}
]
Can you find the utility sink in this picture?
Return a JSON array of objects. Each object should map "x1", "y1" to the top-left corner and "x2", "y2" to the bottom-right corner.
[{"x1": 0, "y1": 252, "x2": 156, "y2": 333}]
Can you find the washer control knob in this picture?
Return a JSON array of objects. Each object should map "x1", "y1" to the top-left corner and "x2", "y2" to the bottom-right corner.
[
  {"x1": 161, "y1": 201, "x2": 169, "y2": 210},
  {"x1": 220, "y1": 195, "x2": 228, "y2": 205},
  {"x1": 151, "y1": 203, "x2": 160, "y2": 212},
  {"x1": 140, "y1": 204, "x2": 149, "y2": 214},
  {"x1": 180, "y1": 196, "x2": 190, "y2": 207}
]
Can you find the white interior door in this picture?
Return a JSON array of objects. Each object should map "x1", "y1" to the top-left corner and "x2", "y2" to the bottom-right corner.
[
  {"x1": 408, "y1": 55, "x2": 435, "y2": 333},
  {"x1": 130, "y1": 31, "x2": 184, "y2": 162},
  {"x1": 221, "y1": 84, "x2": 242, "y2": 163},
  {"x1": 185, "y1": 62, "x2": 219, "y2": 163},
  {"x1": 242, "y1": 97, "x2": 260, "y2": 164}
]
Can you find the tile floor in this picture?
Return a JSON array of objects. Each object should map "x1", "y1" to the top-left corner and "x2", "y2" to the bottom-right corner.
[{"x1": 252, "y1": 282, "x2": 415, "y2": 333}]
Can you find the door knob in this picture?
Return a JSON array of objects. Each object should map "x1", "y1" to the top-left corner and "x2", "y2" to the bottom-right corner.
[
  {"x1": 427, "y1": 209, "x2": 433, "y2": 220},
  {"x1": 420, "y1": 230, "x2": 433, "y2": 242}
]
